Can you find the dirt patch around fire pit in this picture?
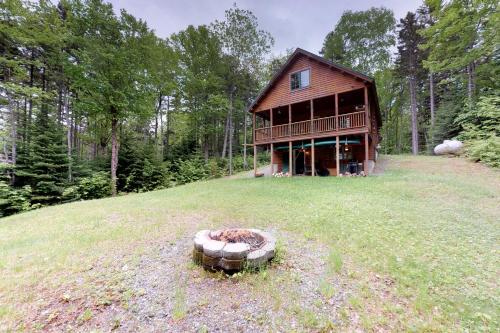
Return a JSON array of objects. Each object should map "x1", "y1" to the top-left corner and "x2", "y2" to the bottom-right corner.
[{"x1": 96, "y1": 230, "x2": 353, "y2": 332}]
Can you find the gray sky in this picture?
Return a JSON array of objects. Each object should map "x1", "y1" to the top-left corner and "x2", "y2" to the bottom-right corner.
[{"x1": 107, "y1": 0, "x2": 422, "y2": 56}]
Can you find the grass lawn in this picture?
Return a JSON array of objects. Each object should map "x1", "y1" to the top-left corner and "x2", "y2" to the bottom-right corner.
[{"x1": 0, "y1": 155, "x2": 498, "y2": 332}]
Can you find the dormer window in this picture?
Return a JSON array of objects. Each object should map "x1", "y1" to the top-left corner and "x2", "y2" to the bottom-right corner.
[{"x1": 290, "y1": 69, "x2": 310, "y2": 91}]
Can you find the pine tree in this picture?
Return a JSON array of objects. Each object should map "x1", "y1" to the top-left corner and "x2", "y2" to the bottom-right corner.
[
  {"x1": 396, "y1": 12, "x2": 428, "y2": 154},
  {"x1": 17, "y1": 111, "x2": 68, "y2": 205}
]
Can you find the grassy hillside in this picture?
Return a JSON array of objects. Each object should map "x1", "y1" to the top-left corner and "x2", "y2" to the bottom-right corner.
[{"x1": 0, "y1": 156, "x2": 498, "y2": 332}]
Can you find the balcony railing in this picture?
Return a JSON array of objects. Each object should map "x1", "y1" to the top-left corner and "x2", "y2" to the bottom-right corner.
[{"x1": 255, "y1": 111, "x2": 366, "y2": 143}]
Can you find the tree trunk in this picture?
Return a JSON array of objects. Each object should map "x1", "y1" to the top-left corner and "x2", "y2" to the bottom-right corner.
[
  {"x1": 57, "y1": 86, "x2": 64, "y2": 124},
  {"x1": 26, "y1": 52, "x2": 34, "y2": 146},
  {"x1": 154, "y1": 93, "x2": 163, "y2": 159},
  {"x1": 111, "y1": 109, "x2": 119, "y2": 196},
  {"x1": 429, "y1": 72, "x2": 435, "y2": 128},
  {"x1": 243, "y1": 112, "x2": 248, "y2": 169},
  {"x1": 22, "y1": 97, "x2": 28, "y2": 143},
  {"x1": 228, "y1": 89, "x2": 234, "y2": 175},
  {"x1": 221, "y1": 113, "x2": 229, "y2": 159},
  {"x1": 165, "y1": 96, "x2": 171, "y2": 158},
  {"x1": 466, "y1": 62, "x2": 475, "y2": 107},
  {"x1": 9, "y1": 98, "x2": 17, "y2": 185},
  {"x1": 409, "y1": 76, "x2": 418, "y2": 155},
  {"x1": 66, "y1": 89, "x2": 73, "y2": 182},
  {"x1": 203, "y1": 135, "x2": 209, "y2": 162},
  {"x1": 429, "y1": 71, "x2": 435, "y2": 149}
]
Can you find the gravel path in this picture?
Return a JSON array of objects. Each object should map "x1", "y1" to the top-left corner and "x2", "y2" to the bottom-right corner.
[{"x1": 110, "y1": 231, "x2": 351, "y2": 332}]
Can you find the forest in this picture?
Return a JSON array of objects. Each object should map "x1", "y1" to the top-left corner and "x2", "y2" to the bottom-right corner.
[{"x1": 1, "y1": 0, "x2": 498, "y2": 216}]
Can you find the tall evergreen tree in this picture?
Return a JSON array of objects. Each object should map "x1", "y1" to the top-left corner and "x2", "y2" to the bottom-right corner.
[
  {"x1": 396, "y1": 12, "x2": 428, "y2": 154},
  {"x1": 17, "y1": 111, "x2": 68, "y2": 205}
]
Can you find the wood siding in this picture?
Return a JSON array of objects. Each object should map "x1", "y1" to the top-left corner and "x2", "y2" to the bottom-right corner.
[
  {"x1": 251, "y1": 51, "x2": 380, "y2": 168},
  {"x1": 255, "y1": 55, "x2": 366, "y2": 112}
]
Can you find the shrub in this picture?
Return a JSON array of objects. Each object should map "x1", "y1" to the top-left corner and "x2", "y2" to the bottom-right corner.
[
  {"x1": 464, "y1": 136, "x2": 500, "y2": 168},
  {"x1": 140, "y1": 159, "x2": 168, "y2": 191},
  {"x1": 175, "y1": 157, "x2": 209, "y2": 184},
  {"x1": 0, "y1": 181, "x2": 33, "y2": 217},
  {"x1": 63, "y1": 172, "x2": 111, "y2": 202},
  {"x1": 62, "y1": 185, "x2": 81, "y2": 202},
  {"x1": 123, "y1": 158, "x2": 169, "y2": 192},
  {"x1": 456, "y1": 94, "x2": 500, "y2": 168},
  {"x1": 78, "y1": 172, "x2": 111, "y2": 199}
]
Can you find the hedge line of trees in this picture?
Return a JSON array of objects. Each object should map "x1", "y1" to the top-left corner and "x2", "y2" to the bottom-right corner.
[
  {"x1": 321, "y1": 1, "x2": 499, "y2": 161},
  {"x1": 0, "y1": 0, "x2": 274, "y2": 216},
  {"x1": 1, "y1": 0, "x2": 498, "y2": 217}
]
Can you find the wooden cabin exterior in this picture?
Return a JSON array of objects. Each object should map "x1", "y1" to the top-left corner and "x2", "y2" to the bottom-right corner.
[{"x1": 249, "y1": 48, "x2": 381, "y2": 177}]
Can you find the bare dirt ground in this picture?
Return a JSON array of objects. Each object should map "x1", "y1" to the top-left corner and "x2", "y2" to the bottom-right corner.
[
  {"x1": 21, "y1": 225, "x2": 355, "y2": 332},
  {"x1": 90, "y1": 232, "x2": 349, "y2": 332}
]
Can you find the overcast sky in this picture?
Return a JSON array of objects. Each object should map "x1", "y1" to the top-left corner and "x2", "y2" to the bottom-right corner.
[{"x1": 107, "y1": 0, "x2": 422, "y2": 56}]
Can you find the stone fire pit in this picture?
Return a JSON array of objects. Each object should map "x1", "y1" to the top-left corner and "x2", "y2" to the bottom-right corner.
[{"x1": 193, "y1": 228, "x2": 276, "y2": 271}]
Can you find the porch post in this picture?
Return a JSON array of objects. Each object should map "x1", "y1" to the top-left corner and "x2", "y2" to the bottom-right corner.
[
  {"x1": 270, "y1": 108, "x2": 273, "y2": 138},
  {"x1": 288, "y1": 141, "x2": 292, "y2": 177},
  {"x1": 310, "y1": 100, "x2": 315, "y2": 176},
  {"x1": 253, "y1": 144, "x2": 257, "y2": 177},
  {"x1": 270, "y1": 143, "x2": 274, "y2": 174},
  {"x1": 288, "y1": 104, "x2": 292, "y2": 136},
  {"x1": 334, "y1": 94, "x2": 339, "y2": 130},
  {"x1": 253, "y1": 111, "x2": 256, "y2": 142},
  {"x1": 311, "y1": 138, "x2": 315, "y2": 176},
  {"x1": 364, "y1": 132, "x2": 369, "y2": 175},
  {"x1": 364, "y1": 86, "x2": 369, "y2": 128},
  {"x1": 253, "y1": 112, "x2": 257, "y2": 177},
  {"x1": 310, "y1": 99, "x2": 314, "y2": 133},
  {"x1": 336, "y1": 135, "x2": 340, "y2": 176}
]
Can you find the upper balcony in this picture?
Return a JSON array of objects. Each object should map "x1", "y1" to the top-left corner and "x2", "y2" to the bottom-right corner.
[
  {"x1": 253, "y1": 89, "x2": 370, "y2": 144},
  {"x1": 254, "y1": 110, "x2": 366, "y2": 144}
]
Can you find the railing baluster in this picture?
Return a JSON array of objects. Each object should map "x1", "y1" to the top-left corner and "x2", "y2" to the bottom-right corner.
[{"x1": 258, "y1": 111, "x2": 365, "y2": 142}]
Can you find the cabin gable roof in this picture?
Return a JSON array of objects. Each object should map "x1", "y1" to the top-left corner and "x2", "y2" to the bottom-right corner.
[{"x1": 248, "y1": 48, "x2": 381, "y2": 124}]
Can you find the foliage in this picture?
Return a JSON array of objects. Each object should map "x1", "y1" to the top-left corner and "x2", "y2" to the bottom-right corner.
[
  {"x1": 464, "y1": 136, "x2": 500, "y2": 168},
  {"x1": 376, "y1": 68, "x2": 412, "y2": 154},
  {"x1": 173, "y1": 157, "x2": 210, "y2": 185},
  {"x1": 16, "y1": 114, "x2": 69, "y2": 206},
  {"x1": 456, "y1": 94, "x2": 500, "y2": 141},
  {"x1": 0, "y1": 181, "x2": 33, "y2": 216},
  {"x1": 0, "y1": 0, "x2": 273, "y2": 216},
  {"x1": 320, "y1": 7, "x2": 396, "y2": 75},
  {"x1": 431, "y1": 97, "x2": 463, "y2": 145},
  {"x1": 456, "y1": 94, "x2": 500, "y2": 167},
  {"x1": 1, "y1": 0, "x2": 499, "y2": 219},
  {"x1": 62, "y1": 172, "x2": 111, "y2": 201},
  {"x1": 420, "y1": 0, "x2": 498, "y2": 74}
]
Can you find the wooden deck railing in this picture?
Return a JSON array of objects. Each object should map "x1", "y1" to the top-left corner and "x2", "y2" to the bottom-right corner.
[
  {"x1": 338, "y1": 111, "x2": 365, "y2": 130},
  {"x1": 272, "y1": 123, "x2": 289, "y2": 138},
  {"x1": 291, "y1": 119, "x2": 311, "y2": 136},
  {"x1": 255, "y1": 111, "x2": 366, "y2": 142}
]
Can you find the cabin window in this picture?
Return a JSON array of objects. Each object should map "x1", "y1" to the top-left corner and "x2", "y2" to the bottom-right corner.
[{"x1": 290, "y1": 69, "x2": 310, "y2": 91}]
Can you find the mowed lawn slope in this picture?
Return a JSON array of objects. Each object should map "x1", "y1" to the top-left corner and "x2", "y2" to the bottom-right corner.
[{"x1": 0, "y1": 156, "x2": 498, "y2": 332}]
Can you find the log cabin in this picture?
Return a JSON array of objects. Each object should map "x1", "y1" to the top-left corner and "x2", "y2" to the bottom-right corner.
[{"x1": 249, "y1": 48, "x2": 381, "y2": 177}]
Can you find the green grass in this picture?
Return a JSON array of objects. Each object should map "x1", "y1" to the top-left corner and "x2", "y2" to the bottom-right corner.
[{"x1": 0, "y1": 155, "x2": 499, "y2": 331}]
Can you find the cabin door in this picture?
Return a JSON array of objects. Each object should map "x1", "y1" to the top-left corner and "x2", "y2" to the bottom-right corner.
[{"x1": 295, "y1": 150, "x2": 305, "y2": 175}]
